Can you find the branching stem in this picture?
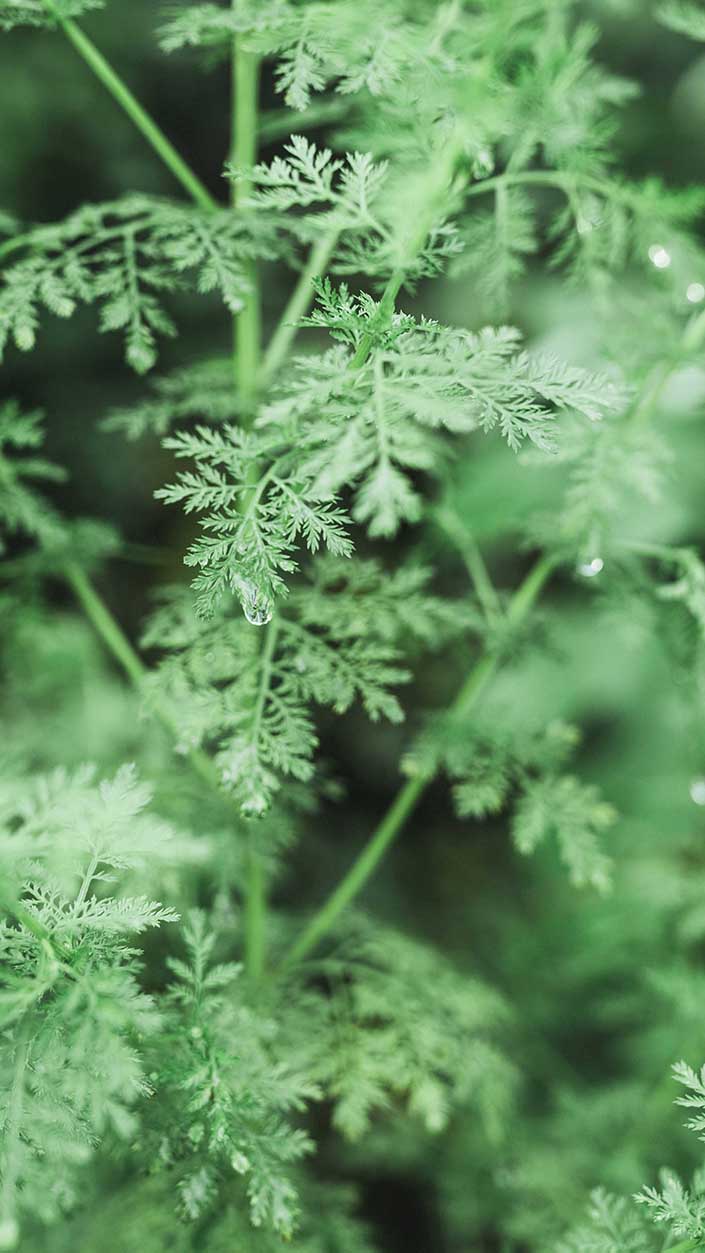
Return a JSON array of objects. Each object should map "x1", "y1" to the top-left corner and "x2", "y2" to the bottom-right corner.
[
  {"x1": 280, "y1": 553, "x2": 558, "y2": 970},
  {"x1": 261, "y1": 228, "x2": 340, "y2": 388}
]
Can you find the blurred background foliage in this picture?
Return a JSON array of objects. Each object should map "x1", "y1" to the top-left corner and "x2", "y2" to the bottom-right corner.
[{"x1": 4, "y1": 2, "x2": 705, "y2": 1250}]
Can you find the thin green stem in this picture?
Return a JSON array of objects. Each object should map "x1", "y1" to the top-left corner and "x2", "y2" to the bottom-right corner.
[
  {"x1": 245, "y1": 840, "x2": 267, "y2": 982},
  {"x1": 63, "y1": 563, "x2": 222, "y2": 794},
  {"x1": 230, "y1": 29, "x2": 269, "y2": 981},
  {"x1": 258, "y1": 98, "x2": 350, "y2": 144},
  {"x1": 261, "y1": 228, "x2": 340, "y2": 388},
  {"x1": 350, "y1": 130, "x2": 467, "y2": 370},
  {"x1": 464, "y1": 168, "x2": 636, "y2": 210},
  {"x1": 242, "y1": 616, "x2": 279, "y2": 981},
  {"x1": 280, "y1": 553, "x2": 558, "y2": 971},
  {"x1": 437, "y1": 509, "x2": 503, "y2": 626},
  {"x1": 0, "y1": 232, "x2": 34, "y2": 263},
  {"x1": 629, "y1": 307, "x2": 705, "y2": 427},
  {"x1": 40, "y1": 2, "x2": 216, "y2": 212},
  {"x1": 65, "y1": 562, "x2": 145, "y2": 687},
  {"x1": 231, "y1": 37, "x2": 261, "y2": 406}
]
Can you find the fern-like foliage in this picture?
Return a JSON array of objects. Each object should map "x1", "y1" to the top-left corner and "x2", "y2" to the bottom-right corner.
[
  {"x1": 149, "y1": 910, "x2": 318, "y2": 1237},
  {"x1": 635, "y1": 1169, "x2": 705, "y2": 1242},
  {"x1": 298, "y1": 919, "x2": 516, "y2": 1143},
  {"x1": 157, "y1": 1, "x2": 286, "y2": 54},
  {"x1": 104, "y1": 357, "x2": 236, "y2": 439},
  {"x1": 161, "y1": 1, "x2": 463, "y2": 113},
  {"x1": 143, "y1": 558, "x2": 468, "y2": 815},
  {"x1": 159, "y1": 284, "x2": 623, "y2": 616},
  {"x1": 0, "y1": 764, "x2": 182, "y2": 1244},
  {"x1": 0, "y1": 0, "x2": 102, "y2": 30},
  {"x1": 656, "y1": 0, "x2": 705, "y2": 40},
  {"x1": 230, "y1": 136, "x2": 390, "y2": 261},
  {"x1": 409, "y1": 711, "x2": 614, "y2": 891},
  {"x1": 0, "y1": 402, "x2": 66, "y2": 552},
  {"x1": 0, "y1": 197, "x2": 263, "y2": 372},
  {"x1": 558, "y1": 1188, "x2": 652, "y2": 1253}
]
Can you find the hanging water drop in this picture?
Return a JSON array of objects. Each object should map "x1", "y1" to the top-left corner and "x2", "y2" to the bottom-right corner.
[
  {"x1": 238, "y1": 581, "x2": 273, "y2": 627},
  {"x1": 690, "y1": 777, "x2": 705, "y2": 806},
  {"x1": 577, "y1": 556, "x2": 604, "y2": 579},
  {"x1": 231, "y1": 1150, "x2": 251, "y2": 1175},
  {"x1": 240, "y1": 791, "x2": 270, "y2": 819},
  {"x1": 648, "y1": 243, "x2": 671, "y2": 269}
]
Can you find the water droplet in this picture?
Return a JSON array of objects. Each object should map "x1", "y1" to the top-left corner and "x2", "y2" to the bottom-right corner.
[
  {"x1": 687, "y1": 282, "x2": 705, "y2": 304},
  {"x1": 648, "y1": 244, "x2": 671, "y2": 270},
  {"x1": 231, "y1": 1150, "x2": 251, "y2": 1175},
  {"x1": 294, "y1": 654, "x2": 308, "y2": 673},
  {"x1": 240, "y1": 792, "x2": 269, "y2": 820},
  {"x1": 577, "y1": 556, "x2": 604, "y2": 579},
  {"x1": 471, "y1": 146, "x2": 494, "y2": 178},
  {"x1": 238, "y1": 580, "x2": 273, "y2": 627},
  {"x1": 690, "y1": 778, "x2": 705, "y2": 806}
]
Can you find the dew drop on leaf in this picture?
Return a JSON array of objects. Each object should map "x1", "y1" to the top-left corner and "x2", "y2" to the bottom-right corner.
[
  {"x1": 239, "y1": 581, "x2": 273, "y2": 627},
  {"x1": 240, "y1": 792, "x2": 270, "y2": 820},
  {"x1": 577, "y1": 556, "x2": 604, "y2": 578},
  {"x1": 690, "y1": 777, "x2": 705, "y2": 805}
]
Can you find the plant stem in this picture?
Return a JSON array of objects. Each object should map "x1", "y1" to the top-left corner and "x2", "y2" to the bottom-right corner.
[
  {"x1": 244, "y1": 840, "x2": 266, "y2": 981},
  {"x1": 281, "y1": 553, "x2": 558, "y2": 970},
  {"x1": 464, "y1": 168, "x2": 637, "y2": 211},
  {"x1": 350, "y1": 130, "x2": 467, "y2": 370},
  {"x1": 41, "y1": 2, "x2": 216, "y2": 212},
  {"x1": 629, "y1": 307, "x2": 705, "y2": 428},
  {"x1": 230, "y1": 29, "x2": 268, "y2": 979},
  {"x1": 65, "y1": 561, "x2": 145, "y2": 686},
  {"x1": 437, "y1": 509, "x2": 503, "y2": 625},
  {"x1": 63, "y1": 562, "x2": 222, "y2": 794},
  {"x1": 231, "y1": 37, "x2": 261, "y2": 404},
  {"x1": 260, "y1": 228, "x2": 340, "y2": 388}
]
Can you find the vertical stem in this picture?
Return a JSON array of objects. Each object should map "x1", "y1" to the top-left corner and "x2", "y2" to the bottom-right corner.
[
  {"x1": 244, "y1": 842, "x2": 266, "y2": 981},
  {"x1": 230, "y1": 30, "x2": 267, "y2": 976},
  {"x1": 231, "y1": 37, "x2": 261, "y2": 405}
]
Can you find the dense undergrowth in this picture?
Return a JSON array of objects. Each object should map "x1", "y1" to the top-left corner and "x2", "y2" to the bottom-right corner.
[{"x1": 4, "y1": 1, "x2": 705, "y2": 1249}]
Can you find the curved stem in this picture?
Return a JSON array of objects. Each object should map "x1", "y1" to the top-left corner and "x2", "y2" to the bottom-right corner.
[
  {"x1": 464, "y1": 168, "x2": 637, "y2": 210},
  {"x1": 629, "y1": 307, "x2": 705, "y2": 427},
  {"x1": 40, "y1": 2, "x2": 216, "y2": 212},
  {"x1": 63, "y1": 562, "x2": 221, "y2": 795},
  {"x1": 261, "y1": 228, "x2": 339, "y2": 387},
  {"x1": 280, "y1": 553, "x2": 558, "y2": 971},
  {"x1": 437, "y1": 509, "x2": 503, "y2": 626},
  {"x1": 65, "y1": 561, "x2": 145, "y2": 686}
]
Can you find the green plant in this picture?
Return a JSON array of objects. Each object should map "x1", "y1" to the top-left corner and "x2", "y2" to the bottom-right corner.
[{"x1": 4, "y1": 2, "x2": 705, "y2": 1250}]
